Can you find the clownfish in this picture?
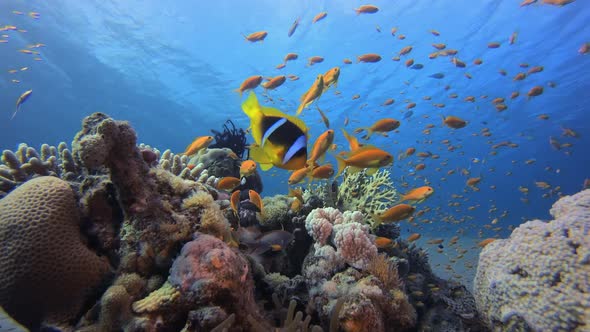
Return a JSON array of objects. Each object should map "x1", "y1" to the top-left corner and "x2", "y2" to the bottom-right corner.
[{"x1": 242, "y1": 92, "x2": 308, "y2": 171}]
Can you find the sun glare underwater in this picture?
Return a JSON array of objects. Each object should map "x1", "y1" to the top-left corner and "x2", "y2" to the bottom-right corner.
[{"x1": 0, "y1": 0, "x2": 589, "y2": 331}]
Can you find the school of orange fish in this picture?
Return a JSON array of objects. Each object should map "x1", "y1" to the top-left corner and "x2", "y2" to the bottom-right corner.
[
  {"x1": 4, "y1": 2, "x2": 589, "y2": 282},
  {"x1": 228, "y1": 1, "x2": 589, "y2": 282}
]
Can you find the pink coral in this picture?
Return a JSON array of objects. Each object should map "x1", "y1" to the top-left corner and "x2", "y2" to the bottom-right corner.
[
  {"x1": 305, "y1": 208, "x2": 377, "y2": 270},
  {"x1": 305, "y1": 207, "x2": 341, "y2": 245},
  {"x1": 333, "y1": 222, "x2": 377, "y2": 270}
]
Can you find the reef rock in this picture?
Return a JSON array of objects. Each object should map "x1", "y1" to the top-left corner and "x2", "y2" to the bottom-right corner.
[{"x1": 474, "y1": 189, "x2": 590, "y2": 331}]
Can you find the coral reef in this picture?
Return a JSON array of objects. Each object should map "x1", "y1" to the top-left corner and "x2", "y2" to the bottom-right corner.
[
  {"x1": 0, "y1": 112, "x2": 492, "y2": 331},
  {"x1": 474, "y1": 189, "x2": 590, "y2": 331},
  {"x1": 0, "y1": 176, "x2": 111, "y2": 328}
]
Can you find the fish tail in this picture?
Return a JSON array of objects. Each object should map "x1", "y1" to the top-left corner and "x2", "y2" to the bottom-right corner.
[
  {"x1": 295, "y1": 103, "x2": 305, "y2": 116},
  {"x1": 364, "y1": 128, "x2": 373, "y2": 140},
  {"x1": 335, "y1": 155, "x2": 347, "y2": 178},
  {"x1": 10, "y1": 106, "x2": 19, "y2": 120}
]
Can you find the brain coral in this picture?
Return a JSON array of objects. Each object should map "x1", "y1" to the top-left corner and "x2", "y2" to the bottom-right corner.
[
  {"x1": 474, "y1": 189, "x2": 590, "y2": 331},
  {"x1": 0, "y1": 176, "x2": 111, "y2": 328}
]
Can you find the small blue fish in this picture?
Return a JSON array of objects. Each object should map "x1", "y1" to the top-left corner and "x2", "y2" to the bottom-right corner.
[
  {"x1": 429, "y1": 73, "x2": 445, "y2": 79},
  {"x1": 404, "y1": 111, "x2": 414, "y2": 119},
  {"x1": 411, "y1": 64, "x2": 424, "y2": 70}
]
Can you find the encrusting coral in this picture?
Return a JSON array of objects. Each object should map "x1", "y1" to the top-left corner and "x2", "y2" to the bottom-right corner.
[
  {"x1": 474, "y1": 189, "x2": 590, "y2": 331},
  {"x1": 0, "y1": 176, "x2": 111, "y2": 329}
]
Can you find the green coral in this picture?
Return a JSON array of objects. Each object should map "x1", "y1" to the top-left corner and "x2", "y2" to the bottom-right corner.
[{"x1": 338, "y1": 169, "x2": 399, "y2": 217}]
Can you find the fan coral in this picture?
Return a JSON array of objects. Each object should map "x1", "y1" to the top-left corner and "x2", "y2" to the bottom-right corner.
[
  {"x1": 474, "y1": 189, "x2": 590, "y2": 331},
  {"x1": 338, "y1": 169, "x2": 399, "y2": 218},
  {"x1": 0, "y1": 176, "x2": 111, "y2": 329}
]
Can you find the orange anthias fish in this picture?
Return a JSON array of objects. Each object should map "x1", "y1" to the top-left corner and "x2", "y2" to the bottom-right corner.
[
  {"x1": 374, "y1": 236, "x2": 394, "y2": 249},
  {"x1": 261, "y1": 75, "x2": 286, "y2": 90},
  {"x1": 183, "y1": 136, "x2": 214, "y2": 156},
  {"x1": 310, "y1": 164, "x2": 335, "y2": 180},
  {"x1": 399, "y1": 46, "x2": 413, "y2": 56},
  {"x1": 235, "y1": 75, "x2": 263, "y2": 96},
  {"x1": 341, "y1": 128, "x2": 362, "y2": 152},
  {"x1": 322, "y1": 67, "x2": 340, "y2": 90},
  {"x1": 382, "y1": 98, "x2": 394, "y2": 106},
  {"x1": 442, "y1": 115, "x2": 467, "y2": 129},
  {"x1": 407, "y1": 233, "x2": 421, "y2": 242},
  {"x1": 357, "y1": 53, "x2": 382, "y2": 63},
  {"x1": 354, "y1": 5, "x2": 379, "y2": 14},
  {"x1": 230, "y1": 190, "x2": 241, "y2": 214},
  {"x1": 478, "y1": 238, "x2": 496, "y2": 248},
  {"x1": 240, "y1": 160, "x2": 257, "y2": 178},
  {"x1": 312, "y1": 11, "x2": 328, "y2": 23},
  {"x1": 288, "y1": 166, "x2": 310, "y2": 185},
  {"x1": 217, "y1": 177, "x2": 242, "y2": 191},
  {"x1": 296, "y1": 74, "x2": 324, "y2": 116},
  {"x1": 335, "y1": 146, "x2": 393, "y2": 177},
  {"x1": 527, "y1": 86, "x2": 543, "y2": 99},
  {"x1": 360, "y1": 118, "x2": 400, "y2": 139},
  {"x1": 243, "y1": 31, "x2": 268, "y2": 42},
  {"x1": 401, "y1": 186, "x2": 434, "y2": 202},
  {"x1": 249, "y1": 190, "x2": 264, "y2": 215},
  {"x1": 308, "y1": 56, "x2": 324, "y2": 66},
  {"x1": 542, "y1": 0, "x2": 575, "y2": 5},
  {"x1": 284, "y1": 53, "x2": 298, "y2": 62},
  {"x1": 372, "y1": 204, "x2": 416, "y2": 226},
  {"x1": 307, "y1": 129, "x2": 335, "y2": 167}
]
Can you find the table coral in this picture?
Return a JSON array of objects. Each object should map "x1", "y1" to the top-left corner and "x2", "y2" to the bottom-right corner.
[
  {"x1": 474, "y1": 189, "x2": 590, "y2": 331},
  {"x1": 0, "y1": 176, "x2": 111, "y2": 329}
]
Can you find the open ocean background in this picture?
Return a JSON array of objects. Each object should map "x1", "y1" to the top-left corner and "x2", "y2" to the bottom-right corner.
[{"x1": 1, "y1": 0, "x2": 589, "y2": 284}]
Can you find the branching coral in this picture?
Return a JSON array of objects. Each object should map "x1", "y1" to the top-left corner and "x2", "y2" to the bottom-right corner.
[
  {"x1": 338, "y1": 169, "x2": 399, "y2": 217},
  {"x1": 0, "y1": 142, "x2": 79, "y2": 197}
]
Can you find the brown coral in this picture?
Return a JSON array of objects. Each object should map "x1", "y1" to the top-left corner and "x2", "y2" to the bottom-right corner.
[{"x1": 0, "y1": 176, "x2": 111, "y2": 328}]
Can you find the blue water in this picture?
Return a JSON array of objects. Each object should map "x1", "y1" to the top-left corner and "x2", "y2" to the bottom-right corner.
[{"x1": 1, "y1": 0, "x2": 589, "y2": 281}]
